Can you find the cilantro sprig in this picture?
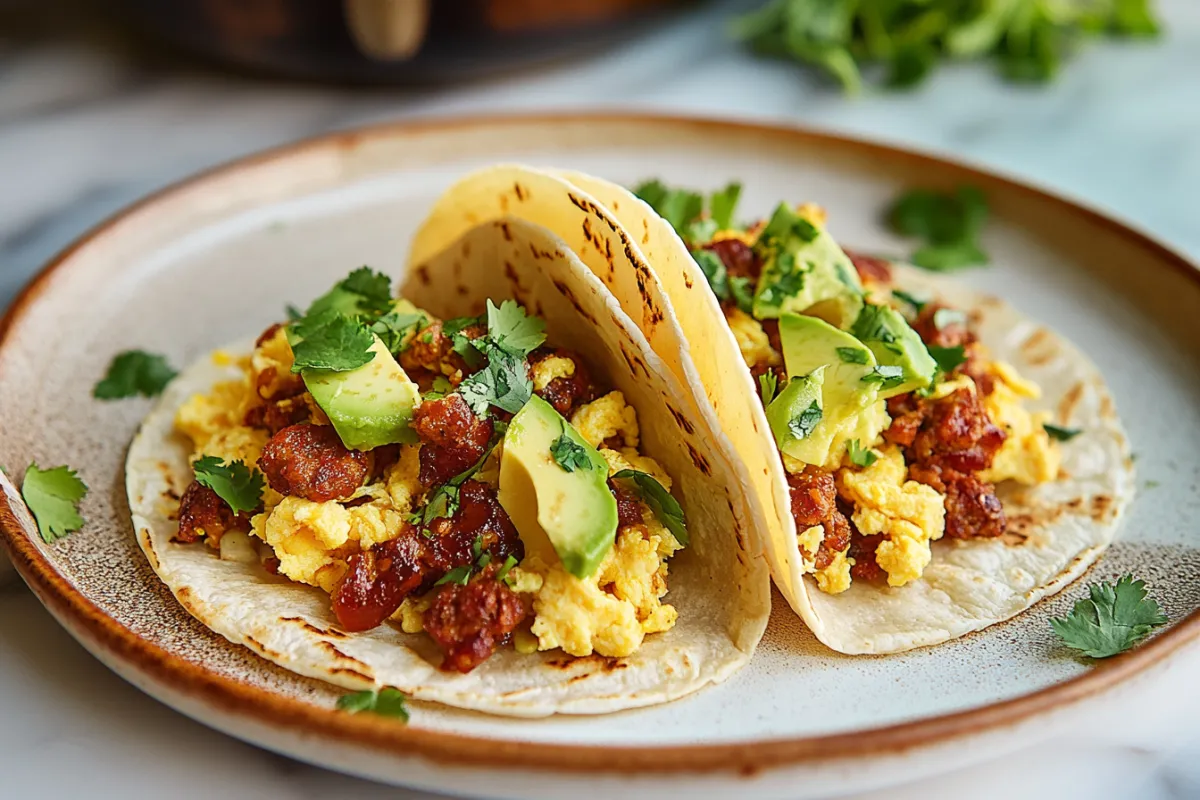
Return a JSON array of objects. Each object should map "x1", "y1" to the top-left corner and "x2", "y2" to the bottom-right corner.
[
  {"x1": 847, "y1": 439, "x2": 878, "y2": 468},
  {"x1": 21, "y1": 463, "x2": 88, "y2": 543},
  {"x1": 336, "y1": 687, "x2": 410, "y2": 721},
  {"x1": 94, "y1": 350, "x2": 178, "y2": 399},
  {"x1": 1051, "y1": 575, "x2": 1168, "y2": 659},
  {"x1": 887, "y1": 187, "x2": 989, "y2": 271},
  {"x1": 193, "y1": 456, "x2": 264, "y2": 515},
  {"x1": 611, "y1": 470, "x2": 689, "y2": 547},
  {"x1": 456, "y1": 300, "x2": 544, "y2": 417},
  {"x1": 550, "y1": 425, "x2": 593, "y2": 473},
  {"x1": 733, "y1": 0, "x2": 1161, "y2": 94}
]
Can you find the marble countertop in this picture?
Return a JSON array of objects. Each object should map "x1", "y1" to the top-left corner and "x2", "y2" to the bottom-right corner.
[{"x1": 0, "y1": 1, "x2": 1196, "y2": 797}]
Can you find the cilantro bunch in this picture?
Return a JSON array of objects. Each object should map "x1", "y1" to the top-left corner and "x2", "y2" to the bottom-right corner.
[
  {"x1": 734, "y1": 0, "x2": 1161, "y2": 93},
  {"x1": 456, "y1": 299, "x2": 547, "y2": 416}
]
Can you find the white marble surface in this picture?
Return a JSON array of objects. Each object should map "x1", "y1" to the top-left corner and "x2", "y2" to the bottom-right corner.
[{"x1": 0, "y1": 0, "x2": 1197, "y2": 797}]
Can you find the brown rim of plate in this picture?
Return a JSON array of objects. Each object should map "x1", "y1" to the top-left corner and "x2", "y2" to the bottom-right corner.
[{"x1": 0, "y1": 112, "x2": 1197, "y2": 777}]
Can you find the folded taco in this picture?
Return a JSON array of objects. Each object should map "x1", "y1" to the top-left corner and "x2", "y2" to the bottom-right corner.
[
  {"x1": 127, "y1": 215, "x2": 769, "y2": 716},
  {"x1": 528, "y1": 171, "x2": 1134, "y2": 655}
]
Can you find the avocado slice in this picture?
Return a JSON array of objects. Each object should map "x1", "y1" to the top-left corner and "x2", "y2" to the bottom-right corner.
[
  {"x1": 498, "y1": 395, "x2": 618, "y2": 579},
  {"x1": 302, "y1": 335, "x2": 421, "y2": 450},
  {"x1": 849, "y1": 304, "x2": 937, "y2": 398},
  {"x1": 751, "y1": 203, "x2": 865, "y2": 329},
  {"x1": 768, "y1": 313, "x2": 883, "y2": 466}
]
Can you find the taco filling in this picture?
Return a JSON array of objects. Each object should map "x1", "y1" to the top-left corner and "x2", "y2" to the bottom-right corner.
[
  {"x1": 644, "y1": 190, "x2": 1059, "y2": 594},
  {"x1": 171, "y1": 267, "x2": 686, "y2": 673}
]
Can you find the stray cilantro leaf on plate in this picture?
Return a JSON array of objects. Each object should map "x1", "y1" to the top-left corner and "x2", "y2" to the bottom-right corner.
[
  {"x1": 611, "y1": 469, "x2": 688, "y2": 547},
  {"x1": 193, "y1": 456, "x2": 264, "y2": 515},
  {"x1": 758, "y1": 372, "x2": 779, "y2": 407},
  {"x1": 1051, "y1": 575, "x2": 1168, "y2": 658},
  {"x1": 336, "y1": 688, "x2": 410, "y2": 721},
  {"x1": 484, "y1": 299, "x2": 547, "y2": 357},
  {"x1": 1044, "y1": 423, "x2": 1082, "y2": 442},
  {"x1": 788, "y1": 400, "x2": 823, "y2": 440},
  {"x1": 847, "y1": 439, "x2": 878, "y2": 468},
  {"x1": 887, "y1": 186, "x2": 989, "y2": 271},
  {"x1": 550, "y1": 425, "x2": 593, "y2": 473},
  {"x1": 94, "y1": 350, "x2": 178, "y2": 399},
  {"x1": 290, "y1": 313, "x2": 376, "y2": 373},
  {"x1": 21, "y1": 463, "x2": 88, "y2": 543}
]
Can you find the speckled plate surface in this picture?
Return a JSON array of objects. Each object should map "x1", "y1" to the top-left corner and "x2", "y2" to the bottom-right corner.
[{"x1": 1, "y1": 114, "x2": 1197, "y2": 799}]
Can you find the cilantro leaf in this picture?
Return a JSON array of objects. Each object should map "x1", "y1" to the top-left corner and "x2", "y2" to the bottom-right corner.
[
  {"x1": 434, "y1": 564, "x2": 472, "y2": 587},
  {"x1": 289, "y1": 314, "x2": 375, "y2": 373},
  {"x1": 94, "y1": 350, "x2": 178, "y2": 399},
  {"x1": 758, "y1": 372, "x2": 779, "y2": 407},
  {"x1": 634, "y1": 180, "x2": 704, "y2": 233},
  {"x1": 891, "y1": 289, "x2": 928, "y2": 315},
  {"x1": 836, "y1": 347, "x2": 869, "y2": 365},
  {"x1": 497, "y1": 554, "x2": 519, "y2": 585},
  {"x1": 709, "y1": 182, "x2": 743, "y2": 229},
  {"x1": 371, "y1": 310, "x2": 426, "y2": 355},
  {"x1": 788, "y1": 400, "x2": 823, "y2": 440},
  {"x1": 484, "y1": 299, "x2": 547, "y2": 357},
  {"x1": 1051, "y1": 575, "x2": 1168, "y2": 658},
  {"x1": 728, "y1": 276, "x2": 756, "y2": 314},
  {"x1": 421, "y1": 375, "x2": 454, "y2": 402},
  {"x1": 458, "y1": 348, "x2": 532, "y2": 416},
  {"x1": 887, "y1": 187, "x2": 990, "y2": 271},
  {"x1": 928, "y1": 345, "x2": 967, "y2": 375},
  {"x1": 192, "y1": 456, "x2": 264, "y2": 515},
  {"x1": 610, "y1": 469, "x2": 688, "y2": 547},
  {"x1": 847, "y1": 439, "x2": 878, "y2": 469},
  {"x1": 860, "y1": 365, "x2": 906, "y2": 389},
  {"x1": 21, "y1": 463, "x2": 88, "y2": 543},
  {"x1": 1044, "y1": 423, "x2": 1082, "y2": 442},
  {"x1": 550, "y1": 425, "x2": 593, "y2": 473},
  {"x1": 442, "y1": 315, "x2": 486, "y2": 369},
  {"x1": 307, "y1": 267, "x2": 393, "y2": 319},
  {"x1": 336, "y1": 688, "x2": 410, "y2": 721}
]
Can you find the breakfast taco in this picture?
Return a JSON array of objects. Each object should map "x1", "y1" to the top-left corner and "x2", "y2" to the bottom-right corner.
[
  {"x1": 525, "y1": 171, "x2": 1134, "y2": 655},
  {"x1": 127, "y1": 215, "x2": 770, "y2": 716}
]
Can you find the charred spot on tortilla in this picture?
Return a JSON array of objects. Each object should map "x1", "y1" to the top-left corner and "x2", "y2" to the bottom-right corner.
[
  {"x1": 513, "y1": 182, "x2": 527, "y2": 202},
  {"x1": 415, "y1": 265, "x2": 431, "y2": 285},
  {"x1": 504, "y1": 261, "x2": 520, "y2": 288},
  {"x1": 318, "y1": 640, "x2": 375, "y2": 674},
  {"x1": 668, "y1": 404, "x2": 696, "y2": 435},
  {"x1": 245, "y1": 635, "x2": 284, "y2": 660},
  {"x1": 1058, "y1": 381, "x2": 1087, "y2": 423},
  {"x1": 499, "y1": 221, "x2": 513, "y2": 241},
  {"x1": 687, "y1": 443, "x2": 712, "y2": 475}
]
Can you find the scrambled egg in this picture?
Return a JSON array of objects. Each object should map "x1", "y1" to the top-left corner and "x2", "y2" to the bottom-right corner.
[
  {"x1": 571, "y1": 391, "x2": 639, "y2": 449},
  {"x1": 251, "y1": 326, "x2": 295, "y2": 398},
  {"x1": 531, "y1": 355, "x2": 576, "y2": 391},
  {"x1": 815, "y1": 549, "x2": 852, "y2": 594},
  {"x1": 837, "y1": 446, "x2": 945, "y2": 589},
  {"x1": 727, "y1": 307, "x2": 779, "y2": 370},
  {"x1": 980, "y1": 361, "x2": 1061, "y2": 485}
]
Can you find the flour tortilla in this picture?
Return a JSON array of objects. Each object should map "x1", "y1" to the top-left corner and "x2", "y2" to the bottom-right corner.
[
  {"x1": 527, "y1": 171, "x2": 1135, "y2": 655},
  {"x1": 128, "y1": 217, "x2": 771, "y2": 716}
]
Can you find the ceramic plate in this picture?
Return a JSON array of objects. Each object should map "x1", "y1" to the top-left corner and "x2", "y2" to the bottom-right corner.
[{"x1": 1, "y1": 114, "x2": 1197, "y2": 799}]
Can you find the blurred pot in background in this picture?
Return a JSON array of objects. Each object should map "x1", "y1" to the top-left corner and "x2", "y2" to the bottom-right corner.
[{"x1": 115, "y1": 0, "x2": 694, "y2": 83}]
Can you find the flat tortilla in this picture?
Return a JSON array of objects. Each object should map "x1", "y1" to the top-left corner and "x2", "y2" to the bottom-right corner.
[
  {"x1": 128, "y1": 217, "x2": 770, "y2": 715},
  {"x1": 535, "y1": 171, "x2": 1134, "y2": 654}
]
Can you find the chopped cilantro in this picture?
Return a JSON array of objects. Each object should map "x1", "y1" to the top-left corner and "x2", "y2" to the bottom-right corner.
[
  {"x1": 728, "y1": 275, "x2": 756, "y2": 314},
  {"x1": 890, "y1": 289, "x2": 928, "y2": 314},
  {"x1": 192, "y1": 456, "x2": 264, "y2": 515},
  {"x1": 860, "y1": 364, "x2": 906, "y2": 389},
  {"x1": 887, "y1": 187, "x2": 989, "y2": 271},
  {"x1": 928, "y1": 345, "x2": 967, "y2": 375},
  {"x1": 289, "y1": 313, "x2": 376, "y2": 373},
  {"x1": 932, "y1": 308, "x2": 968, "y2": 330},
  {"x1": 21, "y1": 463, "x2": 88, "y2": 543},
  {"x1": 336, "y1": 688, "x2": 410, "y2": 721},
  {"x1": 371, "y1": 310, "x2": 426, "y2": 355},
  {"x1": 415, "y1": 440, "x2": 498, "y2": 534},
  {"x1": 732, "y1": 0, "x2": 1160, "y2": 94},
  {"x1": 758, "y1": 372, "x2": 779, "y2": 407},
  {"x1": 442, "y1": 315, "x2": 485, "y2": 368},
  {"x1": 759, "y1": 203, "x2": 818, "y2": 245},
  {"x1": 836, "y1": 347, "x2": 869, "y2": 365},
  {"x1": 1051, "y1": 575, "x2": 1168, "y2": 659},
  {"x1": 550, "y1": 425, "x2": 593, "y2": 473},
  {"x1": 788, "y1": 400, "x2": 823, "y2": 440},
  {"x1": 709, "y1": 182, "x2": 743, "y2": 229},
  {"x1": 847, "y1": 439, "x2": 878, "y2": 468},
  {"x1": 458, "y1": 349, "x2": 532, "y2": 416},
  {"x1": 610, "y1": 469, "x2": 688, "y2": 547},
  {"x1": 93, "y1": 350, "x2": 178, "y2": 399},
  {"x1": 422, "y1": 375, "x2": 455, "y2": 401},
  {"x1": 305, "y1": 267, "x2": 394, "y2": 319},
  {"x1": 497, "y1": 554, "x2": 519, "y2": 584},
  {"x1": 483, "y1": 299, "x2": 547, "y2": 357},
  {"x1": 1045, "y1": 423, "x2": 1082, "y2": 442},
  {"x1": 633, "y1": 179, "x2": 744, "y2": 246},
  {"x1": 434, "y1": 564, "x2": 472, "y2": 587}
]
